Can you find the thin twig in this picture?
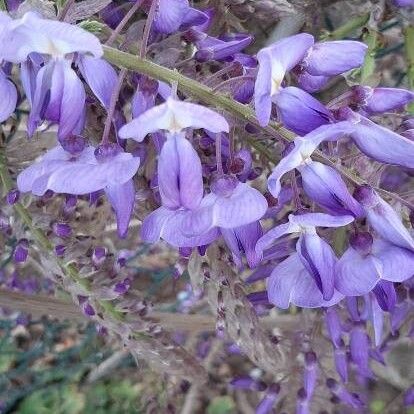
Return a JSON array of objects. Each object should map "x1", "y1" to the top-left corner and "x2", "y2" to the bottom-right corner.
[{"x1": 106, "y1": 0, "x2": 145, "y2": 47}]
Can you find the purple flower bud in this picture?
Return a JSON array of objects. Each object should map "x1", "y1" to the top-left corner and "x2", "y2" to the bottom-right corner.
[
  {"x1": 346, "y1": 296, "x2": 361, "y2": 321},
  {"x1": 296, "y1": 388, "x2": 309, "y2": 414},
  {"x1": 304, "y1": 351, "x2": 318, "y2": 397},
  {"x1": 92, "y1": 246, "x2": 107, "y2": 266},
  {"x1": 63, "y1": 194, "x2": 77, "y2": 215},
  {"x1": 59, "y1": 135, "x2": 86, "y2": 155},
  {"x1": 325, "y1": 307, "x2": 343, "y2": 348},
  {"x1": 350, "y1": 323, "x2": 372, "y2": 377},
  {"x1": 373, "y1": 280, "x2": 396, "y2": 312},
  {"x1": 246, "y1": 290, "x2": 270, "y2": 306},
  {"x1": 393, "y1": 0, "x2": 414, "y2": 7},
  {"x1": 404, "y1": 386, "x2": 414, "y2": 406},
  {"x1": 326, "y1": 378, "x2": 364, "y2": 408},
  {"x1": 334, "y1": 340, "x2": 349, "y2": 383},
  {"x1": 55, "y1": 244, "x2": 66, "y2": 257},
  {"x1": 52, "y1": 222, "x2": 72, "y2": 238},
  {"x1": 7, "y1": 189, "x2": 20, "y2": 205},
  {"x1": 83, "y1": 302, "x2": 95, "y2": 317},
  {"x1": 256, "y1": 383, "x2": 281, "y2": 414},
  {"x1": 114, "y1": 278, "x2": 131, "y2": 295},
  {"x1": 230, "y1": 376, "x2": 267, "y2": 391},
  {"x1": 13, "y1": 239, "x2": 29, "y2": 263}
]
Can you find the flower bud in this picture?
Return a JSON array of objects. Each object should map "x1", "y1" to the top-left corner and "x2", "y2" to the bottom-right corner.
[
  {"x1": 52, "y1": 222, "x2": 72, "y2": 238},
  {"x1": 13, "y1": 239, "x2": 29, "y2": 263},
  {"x1": 7, "y1": 189, "x2": 20, "y2": 205}
]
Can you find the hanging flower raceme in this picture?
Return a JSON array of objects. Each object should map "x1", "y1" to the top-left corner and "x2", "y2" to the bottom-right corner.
[
  {"x1": 0, "y1": 11, "x2": 117, "y2": 139},
  {"x1": 256, "y1": 212, "x2": 354, "y2": 308},
  {"x1": 253, "y1": 33, "x2": 367, "y2": 130},
  {"x1": 267, "y1": 122, "x2": 364, "y2": 217},
  {"x1": 16, "y1": 136, "x2": 140, "y2": 238}
]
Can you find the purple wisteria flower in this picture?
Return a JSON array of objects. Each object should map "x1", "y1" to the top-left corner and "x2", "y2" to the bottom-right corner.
[
  {"x1": 120, "y1": 97, "x2": 230, "y2": 248},
  {"x1": 256, "y1": 212, "x2": 354, "y2": 307},
  {"x1": 254, "y1": 34, "x2": 367, "y2": 128},
  {"x1": 0, "y1": 11, "x2": 116, "y2": 139},
  {"x1": 335, "y1": 232, "x2": 414, "y2": 296},
  {"x1": 16, "y1": 139, "x2": 140, "y2": 238},
  {"x1": 152, "y1": 0, "x2": 209, "y2": 34},
  {"x1": 351, "y1": 85, "x2": 414, "y2": 114},
  {"x1": 267, "y1": 122, "x2": 364, "y2": 217},
  {"x1": 353, "y1": 185, "x2": 414, "y2": 251}
]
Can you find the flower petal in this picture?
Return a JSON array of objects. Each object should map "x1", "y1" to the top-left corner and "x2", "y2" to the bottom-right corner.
[
  {"x1": 254, "y1": 49, "x2": 273, "y2": 126},
  {"x1": 289, "y1": 212, "x2": 354, "y2": 228},
  {"x1": 296, "y1": 233, "x2": 336, "y2": 300},
  {"x1": 222, "y1": 221, "x2": 263, "y2": 268},
  {"x1": 0, "y1": 12, "x2": 102, "y2": 62},
  {"x1": 119, "y1": 97, "x2": 229, "y2": 141},
  {"x1": 26, "y1": 147, "x2": 140, "y2": 195},
  {"x1": 297, "y1": 71, "x2": 329, "y2": 93},
  {"x1": 364, "y1": 87, "x2": 414, "y2": 114},
  {"x1": 299, "y1": 161, "x2": 364, "y2": 217},
  {"x1": 211, "y1": 182, "x2": 268, "y2": 229},
  {"x1": 153, "y1": 0, "x2": 189, "y2": 34},
  {"x1": 78, "y1": 56, "x2": 117, "y2": 110},
  {"x1": 58, "y1": 61, "x2": 86, "y2": 139},
  {"x1": 366, "y1": 196, "x2": 414, "y2": 251},
  {"x1": 305, "y1": 40, "x2": 367, "y2": 76},
  {"x1": 158, "y1": 134, "x2": 203, "y2": 210},
  {"x1": 141, "y1": 206, "x2": 220, "y2": 247},
  {"x1": 267, "y1": 253, "x2": 343, "y2": 309},
  {"x1": 275, "y1": 86, "x2": 331, "y2": 135},
  {"x1": 351, "y1": 116, "x2": 414, "y2": 169},
  {"x1": 256, "y1": 221, "x2": 299, "y2": 257},
  {"x1": 335, "y1": 247, "x2": 382, "y2": 296},
  {"x1": 105, "y1": 180, "x2": 135, "y2": 239},
  {"x1": 0, "y1": 70, "x2": 17, "y2": 122},
  {"x1": 372, "y1": 239, "x2": 414, "y2": 282}
]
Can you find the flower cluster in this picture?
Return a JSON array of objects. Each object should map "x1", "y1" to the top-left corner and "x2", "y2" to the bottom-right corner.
[{"x1": 1, "y1": 1, "x2": 414, "y2": 412}]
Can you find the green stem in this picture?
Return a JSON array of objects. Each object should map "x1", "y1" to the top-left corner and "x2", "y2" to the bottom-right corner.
[
  {"x1": 324, "y1": 13, "x2": 369, "y2": 40},
  {"x1": 404, "y1": 25, "x2": 414, "y2": 114},
  {"x1": 360, "y1": 28, "x2": 378, "y2": 85}
]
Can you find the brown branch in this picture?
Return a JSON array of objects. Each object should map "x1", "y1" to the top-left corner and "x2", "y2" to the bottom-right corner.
[{"x1": 0, "y1": 288, "x2": 214, "y2": 332}]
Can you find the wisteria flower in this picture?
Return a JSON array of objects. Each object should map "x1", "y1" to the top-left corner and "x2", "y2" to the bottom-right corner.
[
  {"x1": 120, "y1": 97, "x2": 229, "y2": 248},
  {"x1": 0, "y1": 11, "x2": 116, "y2": 139},
  {"x1": 17, "y1": 139, "x2": 140, "y2": 238},
  {"x1": 267, "y1": 122, "x2": 364, "y2": 217},
  {"x1": 335, "y1": 232, "x2": 414, "y2": 297},
  {"x1": 254, "y1": 33, "x2": 314, "y2": 126},
  {"x1": 351, "y1": 85, "x2": 414, "y2": 114},
  {"x1": 353, "y1": 185, "x2": 414, "y2": 251},
  {"x1": 254, "y1": 34, "x2": 367, "y2": 128},
  {"x1": 153, "y1": 0, "x2": 209, "y2": 34},
  {"x1": 256, "y1": 212, "x2": 354, "y2": 306}
]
